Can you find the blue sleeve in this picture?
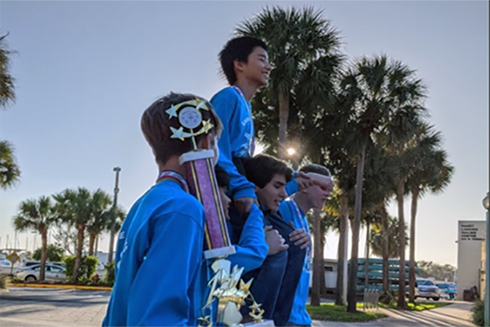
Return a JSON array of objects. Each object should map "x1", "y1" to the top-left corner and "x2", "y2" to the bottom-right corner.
[
  {"x1": 211, "y1": 89, "x2": 256, "y2": 199},
  {"x1": 285, "y1": 172, "x2": 300, "y2": 196},
  {"x1": 126, "y1": 211, "x2": 204, "y2": 326},
  {"x1": 228, "y1": 204, "x2": 268, "y2": 273}
]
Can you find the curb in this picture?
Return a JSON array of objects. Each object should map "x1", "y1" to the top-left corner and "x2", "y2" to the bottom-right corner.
[{"x1": 7, "y1": 283, "x2": 112, "y2": 291}]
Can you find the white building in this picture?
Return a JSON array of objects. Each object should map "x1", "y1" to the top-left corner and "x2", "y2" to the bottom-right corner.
[{"x1": 456, "y1": 220, "x2": 485, "y2": 300}]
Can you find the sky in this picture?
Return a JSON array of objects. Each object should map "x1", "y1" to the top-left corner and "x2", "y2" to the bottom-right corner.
[{"x1": 0, "y1": 1, "x2": 488, "y2": 267}]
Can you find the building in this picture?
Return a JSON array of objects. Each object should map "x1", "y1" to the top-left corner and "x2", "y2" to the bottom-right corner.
[{"x1": 456, "y1": 220, "x2": 485, "y2": 300}]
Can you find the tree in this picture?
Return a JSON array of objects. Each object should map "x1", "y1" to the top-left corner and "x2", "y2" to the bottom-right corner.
[
  {"x1": 0, "y1": 139, "x2": 20, "y2": 189},
  {"x1": 13, "y1": 196, "x2": 57, "y2": 281},
  {"x1": 417, "y1": 261, "x2": 456, "y2": 282},
  {"x1": 236, "y1": 5, "x2": 343, "y2": 159},
  {"x1": 0, "y1": 34, "x2": 15, "y2": 109},
  {"x1": 406, "y1": 124, "x2": 454, "y2": 302},
  {"x1": 33, "y1": 244, "x2": 64, "y2": 262},
  {"x1": 370, "y1": 216, "x2": 408, "y2": 259},
  {"x1": 236, "y1": 5, "x2": 344, "y2": 306},
  {"x1": 54, "y1": 187, "x2": 92, "y2": 282},
  {"x1": 86, "y1": 189, "x2": 113, "y2": 256},
  {"x1": 338, "y1": 55, "x2": 426, "y2": 312}
]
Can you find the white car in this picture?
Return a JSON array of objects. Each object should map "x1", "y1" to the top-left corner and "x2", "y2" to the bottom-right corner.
[
  {"x1": 0, "y1": 259, "x2": 13, "y2": 276},
  {"x1": 15, "y1": 263, "x2": 66, "y2": 282}
]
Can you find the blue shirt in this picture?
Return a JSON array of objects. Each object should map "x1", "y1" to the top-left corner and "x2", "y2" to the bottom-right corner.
[
  {"x1": 211, "y1": 87, "x2": 256, "y2": 200},
  {"x1": 103, "y1": 180, "x2": 208, "y2": 327},
  {"x1": 279, "y1": 199, "x2": 312, "y2": 325},
  {"x1": 227, "y1": 204, "x2": 268, "y2": 274}
]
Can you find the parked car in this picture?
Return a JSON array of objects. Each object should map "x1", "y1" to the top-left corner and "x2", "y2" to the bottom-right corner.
[
  {"x1": 23, "y1": 261, "x2": 66, "y2": 269},
  {"x1": 415, "y1": 278, "x2": 440, "y2": 301},
  {"x1": 435, "y1": 282, "x2": 457, "y2": 300},
  {"x1": 15, "y1": 263, "x2": 66, "y2": 282},
  {"x1": 0, "y1": 259, "x2": 12, "y2": 276}
]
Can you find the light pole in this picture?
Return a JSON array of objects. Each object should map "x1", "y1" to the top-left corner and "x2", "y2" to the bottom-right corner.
[
  {"x1": 484, "y1": 192, "x2": 489, "y2": 327},
  {"x1": 108, "y1": 166, "x2": 121, "y2": 263}
]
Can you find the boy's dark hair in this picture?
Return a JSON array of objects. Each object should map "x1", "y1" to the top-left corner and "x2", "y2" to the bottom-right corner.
[
  {"x1": 141, "y1": 92, "x2": 222, "y2": 165},
  {"x1": 219, "y1": 36, "x2": 268, "y2": 85},
  {"x1": 298, "y1": 164, "x2": 331, "y2": 177},
  {"x1": 215, "y1": 165, "x2": 230, "y2": 189},
  {"x1": 244, "y1": 154, "x2": 292, "y2": 189}
]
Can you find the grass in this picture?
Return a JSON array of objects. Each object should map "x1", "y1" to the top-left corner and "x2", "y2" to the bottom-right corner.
[
  {"x1": 379, "y1": 301, "x2": 451, "y2": 311},
  {"x1": 306, "y1": 303, "x2": 388, "y2": 322}
]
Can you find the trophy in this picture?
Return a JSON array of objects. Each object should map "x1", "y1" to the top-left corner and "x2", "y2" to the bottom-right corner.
[{"x1": 166, "y1": 98, "x2": 271, "y2": 327}]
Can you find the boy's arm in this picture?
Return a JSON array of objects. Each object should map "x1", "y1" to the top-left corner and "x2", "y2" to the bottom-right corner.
[
  {"x1": 227, "y1": 204, "x2": 268, "y2": 273},
  {"x1": 211, "y1": 90, "x2": 256, "y2": 201},
  {"x1": 127, "y1": 210, "x2": 204, "y2": 326}
]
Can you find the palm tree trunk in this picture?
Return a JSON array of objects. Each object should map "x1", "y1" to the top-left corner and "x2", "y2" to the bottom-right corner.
[
  {"x1": 396, "y1": 180, "x2": 407, "y2": 308},
  {"x1": 408, "y1": 187, "x2": 419, "y2": 303},
  {"x1": 88, "y1": 232, "x2": 96, "y2": 256},
  {"x1": 381, "y1": 208, "x2": 390, "y2": 294},
  {"x1": 347, "y1": 145, "x2": 366, "y2": 313},
  {"x1": 320, "y1": 231, "x2": 326, "y2": 295},
  {"x1": 278, "y1": 91, "x2": 289, "y2": 159},
  {"x1": 310, "y1": 209, "x2": 322, "y2": 306},
  {"x1": 364, "y1": 217, "x2": 371, "y2": 290},
  {"x1": 74, "y1": 224, "x2": 85, "y2": 282},
  {"x1": 335, "y1": 192, "x2": 349, "y2": 305},
  {"x1": 39, "y1": 227, "x2": 48, "y2": 281}
]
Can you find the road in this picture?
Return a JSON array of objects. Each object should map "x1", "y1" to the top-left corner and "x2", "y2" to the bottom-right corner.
[{"x1": 0, "y1": 287, "x2": 476, "y2": 326}]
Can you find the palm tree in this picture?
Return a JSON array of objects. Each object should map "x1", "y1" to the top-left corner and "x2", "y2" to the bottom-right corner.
[
  {"x1": 86, "y1": 189, "x2": 113, "y2": 256},
  {"x1": 13, "y1": 196, "x2": 57, "y2": 281},
  {"x1": 370, "y1": 215, "x2": 408, "y2": 258},
  {"x1": 0, "y1": 34, "x2": 15, "y2": 109},
  {"x1": 236, "y1": 6, "x2": 343, "y2": 158},
  {"x1": 54, "y1": 187, "x2": 92, "y2": 281},
  {"x1": 340, "y1": 56, "x2": 425, "y2": 312},
  {"x1": 0, "y1": 140, "x2": 20, "y2": 189},
  {"x1": 406, "y1": 125, "x2": 454, "y2": 302},
  {"x1": 338, "y1": 55, "x2": 426, "y2": 312}
]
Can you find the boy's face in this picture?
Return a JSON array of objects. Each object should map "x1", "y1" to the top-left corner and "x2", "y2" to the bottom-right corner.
[
  {"x1": 240, "y1": 46, "x2": 271, "y2": 87},
  {"x1": 218, "y1": 186, "x2": 231, "y2": 220},
  {"x1": 305, "y1": 176, "x2": 334, "y2": 210},
  {"x1": 256, "y1": 173, "x2": 287, "y2": 213}
]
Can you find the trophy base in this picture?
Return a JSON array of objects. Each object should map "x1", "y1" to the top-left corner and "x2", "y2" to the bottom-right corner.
[
  {"x1": 243, "y1": 319, "x2": 275, "y2": 327},
  {"x1": 204, "y1": 246, "x2": 236, "y2": 260}
]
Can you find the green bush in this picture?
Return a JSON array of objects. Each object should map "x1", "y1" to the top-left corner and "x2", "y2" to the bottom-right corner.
[
  {"x1": 0, "y1": 275, "x2": 7, "y2": 289},
  {"x1": 104, "y1": 261, "x2": 115, "y2": 286},
  {"x1": 63, "y1": 255, "x2": 99, "y2": 282},
  {"x1": 33, "y1": 244, "x2": 65, "y2": 262},
  {"x1": 472, "y1": 300, "x2": 484, "y2": 327}
]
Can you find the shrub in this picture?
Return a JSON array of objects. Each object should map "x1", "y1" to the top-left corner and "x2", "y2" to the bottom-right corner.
[
  {"x1": 0, "y1": 275, "x2": 7, "y2": 289},
  {"x1": 104, "y1": 261, "x2": 115, "y2": 286},
  {"x1": 472, "y1": 300, "x2": 484, "y2": 327},
  {"x1": 63, "y1": 255, "x2": 99, "y2": 282}
]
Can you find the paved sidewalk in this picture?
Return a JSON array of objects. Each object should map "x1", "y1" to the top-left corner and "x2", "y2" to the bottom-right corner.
[
  {"x1": 313, "y1": 301, "x2": 475, "y2": 326},
  {"x1": 0, "y1": 287, "x2": 476, "y2": 326}
]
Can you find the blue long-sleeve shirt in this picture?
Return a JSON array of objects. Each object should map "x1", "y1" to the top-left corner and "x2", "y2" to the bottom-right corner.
[
  {"x1": 279, "y1": 199, "x2": 312, "y2": 325},
  {"x1": 227, "y1": 204, "x2": 268, "y2": 274},
  {"x1": 103, "y1": 180, "x2": 208, "y2": 327},
  {"x1": 211, "y1": 87, "x2": 256, "y2": 200}
]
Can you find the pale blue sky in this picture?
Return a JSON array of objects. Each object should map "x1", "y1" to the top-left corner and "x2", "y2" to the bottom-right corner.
[{"x1": 0, "y1": 1, "x2": 488, "y2": 266}]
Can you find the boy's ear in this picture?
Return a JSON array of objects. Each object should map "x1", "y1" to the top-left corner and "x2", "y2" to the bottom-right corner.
[
  {"x1": 233, "y1": 59, "x2": 245, "y2": 73},
  {"x1": 198, "y1": 133, "x2": 214, "y2": 150}
]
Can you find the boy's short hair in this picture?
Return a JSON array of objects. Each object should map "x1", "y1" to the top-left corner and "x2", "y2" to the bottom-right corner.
[
  {"x1": 298, "y1": 164, "x2": 331, "y2": 177},
  {"x1": 219, "y1": 36, "x2": 268, "y2": 85},
  {"x1": 141, "y1": 92, "x2": 222, "y2": 165},
  {"x1": 244, "y1": 154, "x2": 293, "y2": 189},
  {"x1": 215, "y1": 165, "x2": 230, "y2": 189}
]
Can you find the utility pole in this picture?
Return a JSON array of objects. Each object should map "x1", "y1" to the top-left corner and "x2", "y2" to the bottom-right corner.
[{"x1": 108, "y1": 166, "x2": 121, "y2": 263}]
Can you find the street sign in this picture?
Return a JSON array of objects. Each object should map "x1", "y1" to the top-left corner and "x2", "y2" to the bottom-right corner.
[{"x1": 7, "y1": 251, "x2": 20, "y2": 264}]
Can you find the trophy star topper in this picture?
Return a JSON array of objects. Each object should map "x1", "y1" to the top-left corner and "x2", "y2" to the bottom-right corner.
[{"x1": 166, "y1": 98, "x2": 214, "y2": 150}]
